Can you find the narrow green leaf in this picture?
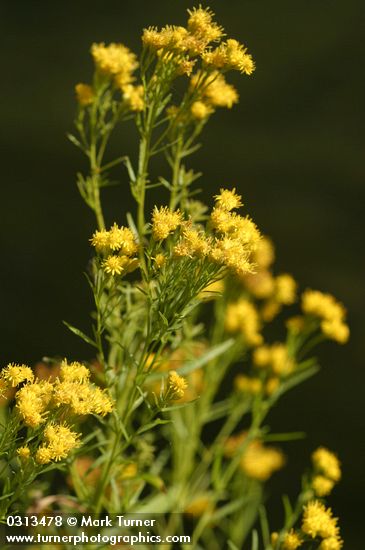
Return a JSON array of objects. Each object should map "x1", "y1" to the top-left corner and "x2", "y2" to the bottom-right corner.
[
  {"x1": 251, "y1": 530, "x2": 259, "y2": 550},
  {"x1": 63, "y1": 321, "x2": 98, "y2": 348},
  {"x1": 136, "y1": 418, "x2": 171, "y2": 435}
]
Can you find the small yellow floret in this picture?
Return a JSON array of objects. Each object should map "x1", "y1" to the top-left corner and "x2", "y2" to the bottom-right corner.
[
  {"x1": 302, "y1": 290, "x2": 349, "y2": 343},
  {"x1": 151, "y1": 206, "x2": 182, "y2": 240},
  {"x1": 75, "y1": 83, "x2": 94, "y2": 106},
  {"x1": 312, "y1": 475, "x2": 335, "y2": 497},
  {"x1": 240, "y1": 440, "x2": 285, "y2": 481},
  {"x1": 225, "y1": 299, "x2": 262, "y2": 346},
  {"x1": 91, "y1": 42, "x2": 138, "y2": 84},
  {"x1": 16, "y1": 381, "x2": 53, "y2": 427},
  {"x1": 319, "y1": 536, "x2": 343, "y2": 550},
  {"x1": 203, "y1": 39, "x2": 255, "y2": 75},
  {"x1": 121, "y1": 84, "x2": 145, "y2": 111},
  {"x1": 214, "y1": 188, "x2": 243, "y2": 211},
  {"x1": 184, "y1": 495, "x2": 212, "y2": 517},
  {"x1": 90, "y1": 229, "x2": 109, "y2": 252},
  {"x1": 167, "y1": 370, "x2": 188, "y2": 400},
  {"x1": 60, "y1": 360, "x2": 90, "y2": 383},
  {"x1": 103, "y1": 255, "x2": 126, "y2": 276},
  {"x1": 282, "y1": 530, "x2": 303, "y2": 550},
  {"x1": 253, "y1": 343, "x2": 294, "y2": 376},
  {"x1": 36, "y1": 446, "x2": 53, "y2": 465},
  {"x1": 43, "y1": 423, "x2": 80, "y2": 462},
  {"x1": 1, "y1": 364, "x2": 34, "y2": 387},
  {"x1": 301, "y1": 501, "x2": 340, "y2": 539},
  {"x1": 312, "y1": 447, "x2": 341, "y2": 482},
  {"x1": 17, "y1": 446, "x2": 31, "y2": 461},
  {"x1": 191, "y1": 100, "x2": 213, "y2": 120},
  {"x1": 234, "y1": 375, "x2": 262, "y2": 395},
  {"x1": 275, "y1": 274, "x2": 297, "y2": 305}
]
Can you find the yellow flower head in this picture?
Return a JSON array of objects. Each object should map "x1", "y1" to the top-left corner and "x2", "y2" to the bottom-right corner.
[
  {"x1": 282, "y1": 530, "x2": 303, "y2": 550},
  {"x1": 187, "y1": 6, "x2": 224, "y2": 44},
  {"x1": 1, "y1": 363, "x2": 34, "y2": 387},
  {"x1": 89, "y1": 386, "x2": 113, "y2": 416},
  {"x1": 167, "y1": 370, "x2": 188, "y2": 400},
  {"x1": 321, "y1": 319, "x2": 349, "y2": 344},
  {"x1": 312, "y1": 475, "x2": 335, "y2": 497},
  {"x1": 38, "y1": 423, "x2": 80, "y2": 463},
  {"x1": 103, "y1": 255, "x2": 126, "y2": 276},
  {"x1": 16, "y1": 381, "x2": 53, "y2": 427},
  {"x1": 214, "y1": 188, "x2": 243, "y2": 211},
  {"x1": 275, "y1": 274, "x2": 297, "y2": 305},
  {"x1": 252, "y1": 236, "x2": 275, "y2": 269},
  {"x1": 106, "y1": 223, "x2": 138, "y2": 255},
  {"x1": 301, "y1": 501, "x2": 340, "y2": 539},
  {"x1": 153, "y1": 253, "x2": 166, "y2": 268},
  {"x1": 204, "y1": 72, "x2": 239, "y2": 108},
  {"x1": 35, "y1": 446, "x2": 53, "y2": 465},
  {"x1": 184, "y1": 495, "x2": 213, "y2": 517},
  {"x1": 319, "y1": 536, "x2": 343, "y2": 550},
  {"x1": 253, "y1": 343, "x2": 294, "y2": 376},
  {"x1": 240, "y1": 440, "x2": 285, "y2": 481},
  {"x1": 17, "y1": 446, "x2": 31, "y2": 461},
  {"x1": 75, "y1": 83, "x2": 94, "y2": 106},
  {"x1": 191, "y1": 100, "x2": 213, "y2": 120},
  {"x1": 91, "y1": 42, "x2": 138, "y2": 84},
  {"x1": 301, "y1": 290, "x2": 349, "y2": 343},
  {"x1": 60, "y1": 360, "x2": 90, "y2": 383},
  {"x1": 121, "y1": 84, "x2": 145, "y2": 112},
  {"x1": 234, "y1": 375, "x2": 262, "y2": 395},
  {"x1": 90, "y1": 229, "x2": 109, "y2": 252},
  {"x1": 151, "y1": 206, "x2": 182, "y2": 240},
  {"x1": 175, "y1": 226, "x2": 211, "y2": 258},
  {"x1": 53, "y1": 378, "x2": 113, "y2": 417},
  {"x1": 225, "y1": 299, "x2": 262, "y2": 346},
  {"x1": 265, "y1": 376, "x2": 280, "y2": 396},
  {"x1": 203, "y1": 39, "x2": 255, "y2": 75},
  {"x1": 311, "y1": 447, "x2": 341, "y2": 482}
]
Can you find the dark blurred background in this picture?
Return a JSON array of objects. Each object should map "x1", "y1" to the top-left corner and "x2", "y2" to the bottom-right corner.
[{"x1": 1, "y1": 0, "x2": 364, "y2": 546}]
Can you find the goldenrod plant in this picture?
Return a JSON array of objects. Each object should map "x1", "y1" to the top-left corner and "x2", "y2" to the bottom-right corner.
[{"x1": 0, "y1": 6, "x2": 348, "y2": 549}]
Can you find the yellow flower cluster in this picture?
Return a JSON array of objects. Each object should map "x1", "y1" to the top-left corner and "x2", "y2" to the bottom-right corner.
[
  {"x1": 17, "y1": 446, "x2": 31, "y2": 461},
  {"x1": 142, "y1": 6, "x2": 252, "y2": 124},
  {"x1": 312, "y1": 447, "x2": 341, "y2": 482},
  {"x1": 16, "y1": 380, "x2": 53, "y2": 427},
  {"x1": 91, "y1": 223, "x2": 139, "y2": 276},
  {"x1": 271, "y1": 530, "x2": 303, "y2": 550},
  {"x1": 253, "y1": 343, "x2": 295, "y2": 377},
  {"x1": 190, "y1": 71, "x2": 239, "y2": 120},
  {"x1": 14, "y1": 360, "x2": 113, "y2": 428},
  {"x1": 301, "y1": 501, "x2": 342, "y2": 548},
  {"x1": 202, "y1": 38, "x2": 255, "y2": 75},
  {"x1": 225, "y1": 299, "x2": 262, "y2": 346},
  {"x1": 121, "y1": 84, "x2": 145, "y2": 111},
  {"x1": 36, "y1": 423, "x2": 79, "y2": 464},
  {"x1": 91, "y1": 42, "x2": 138, "y2": 84},
  {"x1": 75, "y1": 83, "x2": 94, "y2": 106},
  {"x1": 240, "y1": 439, "x2": 285, "y2": 481},
  {"x1": 53, "y1": 360, "x2": 113, "y2": 416},
  {"x1": 142, "y1": 7, "x2": 223, "y2": 56},
  {"x1": 1, "y1": 363, "x2": 34, "y2": 387},
  {"x1": 174, "y1": 225, "x2": 211, "y2": 258},
  {"x1": 167, "y1": 370, "x2": 188, "y2": 400},
  {"x1": 311, "y1": 447, "x2": 341, "y2": 496},
  {"x1": 234, "y1": 374, "x2": 262, "y2": 395},
  {"x1": 151, "y1": 207, "x2": 182, "y2": 240},
  {"x1": 260, "y1": 273, "x2": 297, "y2": 321},
  {"x1": 301, "y1": 290, "x2": 349, "y2": 343},
  {"x1": 209, "y1": 189, "x2": 261, "y2": 276},
  {"x1": 223, "y1": 432, "x2": 285, "y2": 480}
]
